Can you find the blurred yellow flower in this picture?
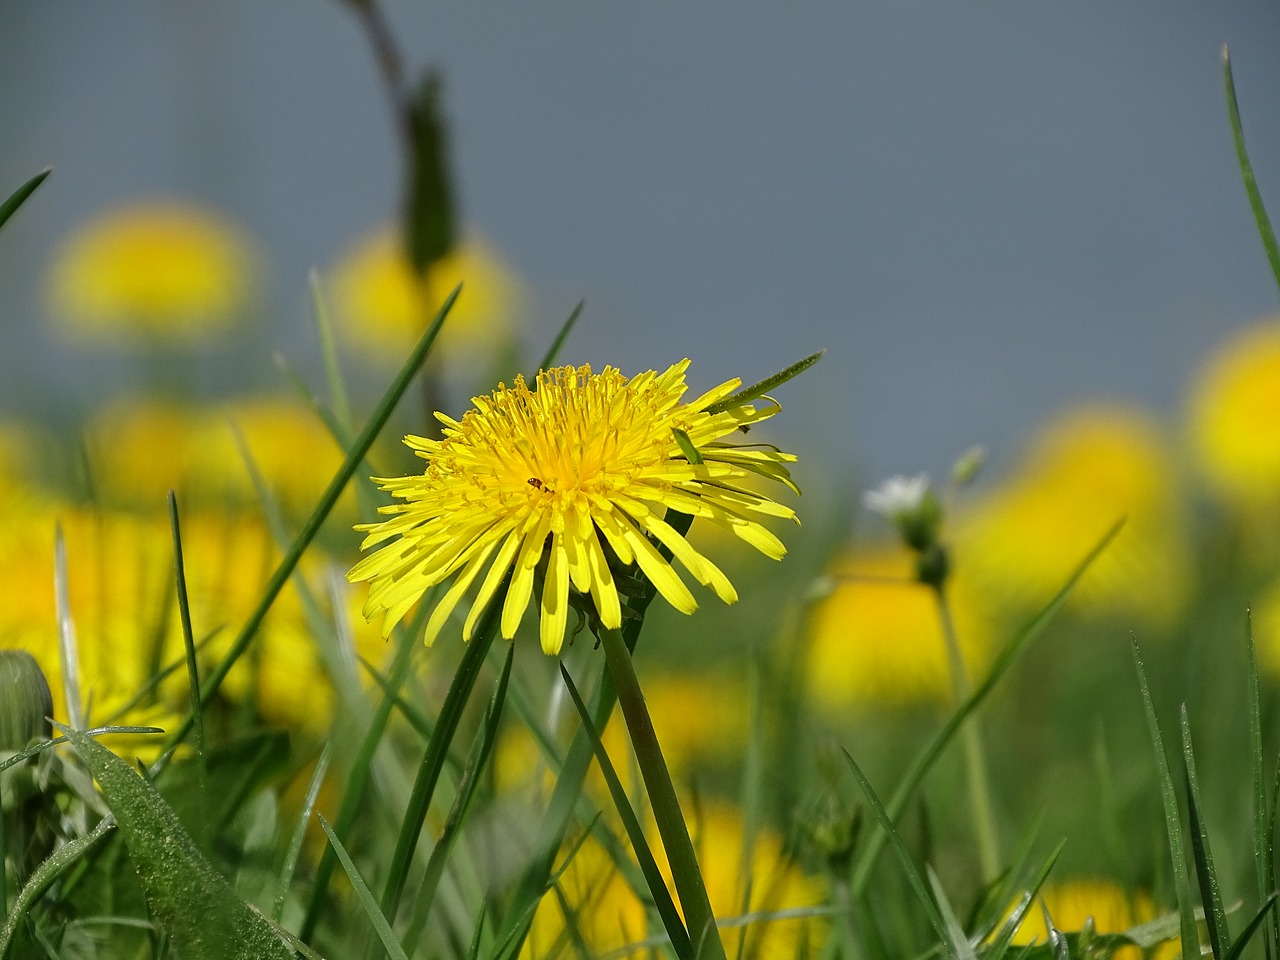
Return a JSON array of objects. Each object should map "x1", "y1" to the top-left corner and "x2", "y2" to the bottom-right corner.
[
  {"x1": 330, "y1": 224, "x2": 523, "y2": 364},
  {"x1": 526, "y1": 802, "x2": 826, "y2": 960},
  {"x1": 47, "y1": 200, "x2": 254, "y2": 342},
  {"x1": 956, "y1": 405, "x2": 1191, "y2": 628},
  {"x1": 806, "y1": 545, "x2": 991, "y2": 709},
  {"x1": 1188, "y1": 321, "x2": 1280, "y2": 514},
  {"x1": 1007, "y1": 879, "x2": 1175, "y2": 960}
]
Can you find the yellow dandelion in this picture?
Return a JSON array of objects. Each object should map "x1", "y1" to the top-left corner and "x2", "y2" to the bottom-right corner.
[
  {"x1": 1006, "y1": 879, "x2": 1176, "y2": 960},
  {"x1": 330, "y1": 224, "x2": 522, "y2": 363},
  {"x1": 1188, "y1": 320, "x2": 1280, "y2": 514},
  {"x1": 806, "y1": 545, "x2": 991, "y2": 709},
  {"x1": 956, "y1": 405, "x2": 1191, "y2": 628},
  {"x1": 349, "y1": 360, "x2": 799, "y2": 654},
  {"x1": 526, "y1": 802, "x2": 826, "y2": 960},
  {"x1": 47, "y1": 199, "x2": 254, "y2": 342}
]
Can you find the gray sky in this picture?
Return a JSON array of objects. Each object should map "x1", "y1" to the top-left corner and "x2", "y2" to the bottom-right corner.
[{"x1": 3, "y1": 2, "x2": 1280, "y2": 493}]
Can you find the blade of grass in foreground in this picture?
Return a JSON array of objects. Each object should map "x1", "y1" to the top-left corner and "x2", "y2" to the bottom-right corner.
[
  {"x1": 318, "y1": 815, "x2": 409, "y2": 960},
  {"x1": 169, "y1": 493, "x2": 210, "y2": 853},
  {"x1": 534, "y1": 300, "x2": 585, "y2": 374},
  {"x1": 272, "y1": 743, "x2": 331, "y2": 923},
  {"x1": 850, "y1": 519, "x2": 1124, "y2": 897},
  {"x1": 1182, "y1": 705, "x2": 1229, "y2": 960},
  {"x1": 1223, "y1": 45, "x2": 1280, "y2": 294},
  {"x1": 706, "y1": 351, "x2": 824, "y2": 415},
  {"x1": 1226, "y1": 894, "x2": 1280, "y2": 960},
  {"x1": 559, "y1": 664, "x2": 694, "y2": 960},
  {"x1": 0, "y1": 168, "x2": 50, "y2": 232},
  {"x1": 1132, "y1": 640, "x2": 1201, "y2": 960},
  {"x1": 156, "y1": 285, "x2": 460, "y2": 762},
  {"x1": 1246, "y1": 608, "x2": 1279, "y2": 960}
]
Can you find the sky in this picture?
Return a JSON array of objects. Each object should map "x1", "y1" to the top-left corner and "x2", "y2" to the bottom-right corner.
[{"x1": 3, "y1": 2, "x2": 1280, "y2": 495}]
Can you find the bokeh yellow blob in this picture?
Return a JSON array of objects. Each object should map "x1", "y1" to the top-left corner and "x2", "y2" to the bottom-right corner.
[
  {"x1": 956, "y1": 405, "x2": 1191, "y2": 628},
  {"x1": 330, "y1": 224, "x2": 522, "y2": 364},
  {"x1": 806, "y1": 545, "x2": 991, "y2": 709},
  {"x1": 47, "y1": 200, "x2": 254, "y2": 342},
  {"x1": 1007, "y1": 879, "x2": 1175, "y2": 960}
]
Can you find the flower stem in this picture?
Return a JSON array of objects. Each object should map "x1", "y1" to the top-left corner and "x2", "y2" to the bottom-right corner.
[
  {"x1": 932, "y1": 584, "x2": 1001, "y2": 883},
  {"x1": 599, "y1": 626, "x2": 727, "y2": 960}
]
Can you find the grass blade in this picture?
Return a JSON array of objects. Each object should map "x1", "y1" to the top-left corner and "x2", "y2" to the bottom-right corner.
[
  {"x1": 926, "y1": 867, "x2": 977, "y2": 960},
  {"x1": 1247, "y1": 608, "x2": 1278, "y2": 960},
  {"x1": 672, "y1": 428, "x2": 704, "y2": 464},
  {"x1": 984, "y1": 839, "x2": 1066, "y2": 960},
  {"x1": 1227, "y1": 894, "x2": 1279, "y2": 960},
  {"x1": 559, "y1": 664, "x2": 694, "y2": 960},
  {"x1": 840, "y1": 749, "x2": 951, "y2": 954},
  {"x1": 706, "y1": 351, "x2": 823, "y2": 414},
  {"x1": 0, "y1": 168, "x2": 50, "y2": 232},
  {"x1": 1223, "y1": 45, "x2": 1280, "y2": 294},
  {"x1": 157, "y1": 284, "x2": 461, "y2": 762},
  {"x1": 1132, "y1": 641, "x2": 1201, "y2": 960},
  {"x1": 272, "y1": 743, "x2": 331, "y2": 923},
  {"x1": 851, "y1": 520, "x2": 1124, "y2": 896},
  {"x1": 1182, "y1": 705, "x2": 1229, "y2": 960},
  {"x1": 534, "y1": 300, "x2": 585, "y2": 374},
  {"x1": 317, "y1": 815, "x2": 409, "y2": 960},
  {"x1": 309, "y1": 269, "x2": 355, "y2": 433},
  {"x1": 52, "y1": 523, "x2": 84, "y2": 731}
]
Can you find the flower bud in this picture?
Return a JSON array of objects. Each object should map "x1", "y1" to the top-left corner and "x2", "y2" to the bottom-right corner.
[{"x1": 0, "y1": 651, "x2": 53, "y2": 751}]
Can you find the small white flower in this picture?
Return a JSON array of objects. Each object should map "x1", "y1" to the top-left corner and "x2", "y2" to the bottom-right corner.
[{"x1": 862, "y1": 473, "x2": 930, "y2": 519}]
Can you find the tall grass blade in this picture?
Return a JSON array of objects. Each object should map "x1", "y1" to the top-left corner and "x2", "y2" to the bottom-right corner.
[
  {"x1": 851, "y1": 520, "x2": 1123, "y2": 896},
  {"x1": 1226, "y1": 894, "x2": 1279, "y2": 960},
  {"x1": 52, "y1": 524, "x2": 84, "y2": 731},
  {"x1": 971, "y1": 809, "x2": 1047, "y2": 943},
  {"x1": 1223, "y1": 45, "x2": 1280, "y2": 294},
  {"x1": 160, "y1": 285, "x2": 461, "y2": 759},
  {"x1": 1182, "y1": 705, "x2": 1229, "y2": 960},
  {"x1": 1247, "y1": 608, "x2": 1278, "y2": 960},
  {"x1": 401, "y1": 645, "x2": 516, "y2": 957},
  {"x1": 535, "y1": 300, "x2": 585, "y2": 374},
  {"x1": 926, "y1": 867, "x2": 977, "y2": 960},
  {"x1": 54, "y1": 723, "x2": 295, "y2": 959},
  {"x1": 840, "y1": 749, "x2": 951, "y2": 953},
  {"x1": 0, "y1": 168, "x2": 50, "y2": 232},
  {"x1": 1132, "y1": 641, "x2": 1201, "y2": 960},
  {"x1": 317, "y1": 815, "x2": 409, "y2": 960},
  {"x1": 272, "y1": 743, "x2": 331, "y2": 923},
  {"x1": 310, "y1": 269, "x2": 355, "y2": 432},
  {"x1": 167, "y1": 493, "x2": 209, "y2": 853},
  {"x1": 559, "y1": 664, "x2": 694, "y2": 960},
  {"x1": 984, "y1": 839, "x2": 1066, "y2": 960},
  {"x1": 377, "y1": 587, "x2": 505, "y2": 936},
  {"x1": 707, "y1": 351, "x2": 824, "y2": 414}
]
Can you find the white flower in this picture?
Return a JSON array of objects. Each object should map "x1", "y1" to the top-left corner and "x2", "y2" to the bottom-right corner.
[{"x1": 862, "y1": 473, "x2": 931, "y2": 519}]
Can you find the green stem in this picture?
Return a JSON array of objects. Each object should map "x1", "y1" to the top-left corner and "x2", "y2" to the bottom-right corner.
[
  {"x1": 599, "y1": 627, "x2": 727, "y2": 960},
  {"x1": 932, "y1": 584, "x2": 1000, "y2": 883}
]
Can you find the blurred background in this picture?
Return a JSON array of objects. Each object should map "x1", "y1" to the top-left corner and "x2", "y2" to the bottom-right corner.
[{"x1": 4, "y1": 2, "x2": 1280, "y2": 489}]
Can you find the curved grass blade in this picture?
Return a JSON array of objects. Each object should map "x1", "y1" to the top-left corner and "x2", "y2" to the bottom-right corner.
[
  {"x1": 535, "y1": 300, "x2": 585, "y2": 374},
  {"x1": 1223, "y1": 45, "x2": 1280, "y2": 294},
  {"x1": 559, "y1": 664, "x2": 693, "y2": 960},
  {"x1": 851, "y1": 520, "x2": 1123, "y2": 896},
  {"x1": 272, "y1": 743, "x2": 331, "y2": 923},
  {"x1": 317, "y1": 815, "x2": 409, "y2": 960},
  {"x1": 401, "y1": 645, "x2": 515, "y2": 956},
  {"x1": 1132, "y1": 642, "x2": 1200, "y2": 960},
  {"x1": 1182, "y1": 705, "x2": 1229, "y2": 960},
  {"x1": 157, "y1": 285, "x2": 460, "y2": 764},
  {"x1": 0, "y1": 726, "x2": 164, "y2": 777},
  {"x1": 1246, "y1": 609, "x2": 1279, "y2": 960},
  {"x1": 0, "y1": 168, "x2": 50, "y2": 233},
  {"x1": 1227, "y1": 894, "x2": 1279, "y2": 960},
  {"x1": 168, "y1": 493, "x2": 209, "y2": 853},
  {"x1": 0, "y1": 818, "x2": 112, "y2": 959},
  {"x1": 840, "y1": 749, "x2": 951, "y2": 953},
  {"x1": 706, "y1": 351, "x2": 823, "y2": 414},
  {"x1": 54, "y1": 723, "x2": 294, "y2": 959}
]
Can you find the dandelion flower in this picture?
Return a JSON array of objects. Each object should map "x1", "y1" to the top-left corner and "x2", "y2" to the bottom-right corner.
[
  {"x1": 806, "y1": 545, "x2": 990, "y2": 708},
  {"x1": 47, "y1": 200, "x2": 254, "y2": 342},
  {"x1": 330, "y1": 224, "x2": 522, "y2": 364},
  {"x1": 1187, "y1": 320, "x2": 1280, "y2": 513},
  {"x1": 1005, "y1": 879, "x2": 1175, "y2": 960},
  {"x1": 349, "y1": 360, "x2": 798, "y2": 654},
  {"x1": 955, "y1": 405, "x2": 1191, "y2": 628}
]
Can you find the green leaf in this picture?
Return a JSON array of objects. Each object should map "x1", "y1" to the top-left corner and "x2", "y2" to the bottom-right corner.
[
  {"x1": 317, "y1": 815, "x2": 409, "y2": 960},
  {"x1": 706, "y1": 351, "x2": 823, "y2": 414},
  {"x1": 1132, "y1": 641, "x2": 1201, "y2": 960},
  {"x1": 1182, "y1": 705, "x2": 1229, "y2": 960},
  {"x1": 1223, "y1": 45, "x2": 1280, "y2": 295},
  {"x1": 851, "y1": 520, "x2": 1123, "y2": 896},
  {"x1": 672, "y1": 427, "x2": 704, "y2": 465},
  {"x1": 535, "y1": 300, "x2": 585, "y2": 374},
  {"x1": 558, "y1": 664, "x2": 693, "y2": 960},
  {"x1": 840, "y1": 748, "x2": 951, "y2": 954},
  {"x1": 404, "y1": 69, "x2": 456, "y2": 273},
  {"x1": 0, "y1": 168, "x2": 50, "y2": 233},
  {"x1": 53, "y1": 723, "x2": 298, "y2": 960}
]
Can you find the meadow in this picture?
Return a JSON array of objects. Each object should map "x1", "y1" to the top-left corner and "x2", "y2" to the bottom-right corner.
[{"x1": 3, "y1": 16, "x2": 1280, "y2": 960}]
